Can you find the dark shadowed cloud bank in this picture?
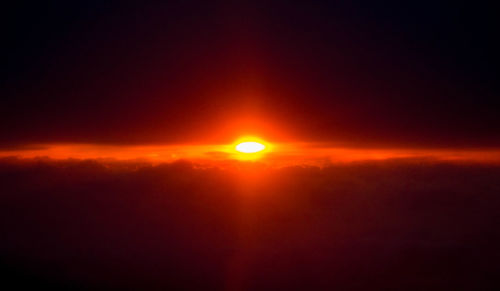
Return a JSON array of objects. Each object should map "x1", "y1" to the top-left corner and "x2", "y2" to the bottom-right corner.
[{"x1": 1, "y1": 158, "x2": 499, "y2": 290}]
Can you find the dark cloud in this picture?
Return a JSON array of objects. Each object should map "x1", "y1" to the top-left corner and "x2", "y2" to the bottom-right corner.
[{"x1": 1, "y1": 158, "x2": 499, "y2": 289}]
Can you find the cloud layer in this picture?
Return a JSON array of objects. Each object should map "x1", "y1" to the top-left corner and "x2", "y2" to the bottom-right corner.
[{"x1": 1, "y1": 158, "x2": 499, "y2": 289}]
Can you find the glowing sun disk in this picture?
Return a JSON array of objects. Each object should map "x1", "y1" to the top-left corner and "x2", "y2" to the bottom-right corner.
[{"x1": 235, "y1": 142, "x2": 266, "y2": 153}]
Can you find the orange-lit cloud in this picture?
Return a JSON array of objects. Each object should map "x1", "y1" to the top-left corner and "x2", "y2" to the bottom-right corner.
[{"x1": 1, "y1": 141, "x2": 500, "y2": 166}]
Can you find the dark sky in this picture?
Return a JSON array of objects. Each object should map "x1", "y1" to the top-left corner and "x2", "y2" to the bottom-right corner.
[{"x1": 2, "y1": 1, "x2": 498, "y2": 147}]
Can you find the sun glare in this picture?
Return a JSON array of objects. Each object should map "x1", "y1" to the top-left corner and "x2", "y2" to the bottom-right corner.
[
  {"x1": 236, "y1": 142, "x2": 266, "y2": 153},
  {"x1": 229, "y1": 137, "x2": 272, "y2": 160}
]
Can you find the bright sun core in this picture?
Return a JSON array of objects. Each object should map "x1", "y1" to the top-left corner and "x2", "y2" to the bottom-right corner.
[{"x1": 235, "y1": 142, "x2": 266, "y2": 153}]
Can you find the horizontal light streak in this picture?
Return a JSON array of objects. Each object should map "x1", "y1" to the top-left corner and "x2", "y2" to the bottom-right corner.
[{"x1": 2, "y1": 143, "x2": 500, "y2": 166}]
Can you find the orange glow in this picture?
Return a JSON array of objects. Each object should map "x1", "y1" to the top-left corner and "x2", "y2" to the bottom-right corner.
[{"x1": 1, "y1": 142, "x2": 500, "y2": 166}]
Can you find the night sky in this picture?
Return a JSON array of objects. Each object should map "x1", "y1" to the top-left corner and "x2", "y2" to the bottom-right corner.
[{"x1": 2, "y1": 1, "x2": 498, "y2": 147}]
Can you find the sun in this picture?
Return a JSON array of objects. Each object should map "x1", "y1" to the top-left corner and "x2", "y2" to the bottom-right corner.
[
  {"x1": 235, "y1": 142, "x2": 266, "y2": 153},
  {"x1": 229, "y1": 136, "x2": 272, "y2": 160}
]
